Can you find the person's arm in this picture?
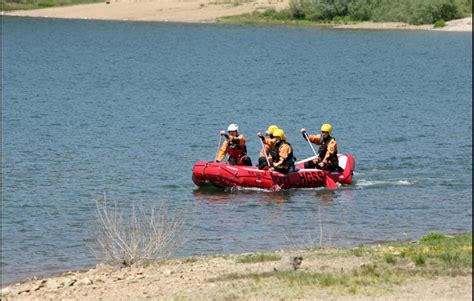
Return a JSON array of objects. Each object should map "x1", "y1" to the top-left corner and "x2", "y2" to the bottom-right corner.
[
  {"x1": 308, "y1": 134, "x2": 321, "y2": 145},
  {"x1": 216, "y1": 140, "x2": 229, "y2": 162},
  {"x1": 237, "y1": 134, "x2": 246, "y2": 147}
]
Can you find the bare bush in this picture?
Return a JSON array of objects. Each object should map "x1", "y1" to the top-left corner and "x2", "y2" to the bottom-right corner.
[
  {"x1": 90, "y1": 195, "x2": 187, "y2": 266},
  {"x1": 283, "y1": 205, "x2": 341, "y2": 250}
]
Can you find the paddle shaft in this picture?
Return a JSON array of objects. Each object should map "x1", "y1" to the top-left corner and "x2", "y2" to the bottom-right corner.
[
  {"x1": 215, "y1": 134, "x2": 222, "y2": 161},
  {"x1": 304, "y1": 131, "x2": 318, "y2": 156},
  {"x1": 259, "y1": 138, "x2": 271, "y2": 167},
  {"x1": 295, "y1": 155, "x2": 319, "y2": 166}
]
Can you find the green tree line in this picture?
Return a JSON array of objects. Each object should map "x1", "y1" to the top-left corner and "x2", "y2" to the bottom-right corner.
[{"x1": 284, "y1": 0, "x2": 472, "y2": 24}]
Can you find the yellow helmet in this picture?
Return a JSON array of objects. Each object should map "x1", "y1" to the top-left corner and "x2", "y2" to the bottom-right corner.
[
  {"x1": 267, "y1": 125, "x2": 278, "y2": 135},
  {"x1": 321, "y1": 123, "x2": 332, "y2": 134},
  {"x1": 273, "y1": 129, "x2": 286, "y2": 140}
]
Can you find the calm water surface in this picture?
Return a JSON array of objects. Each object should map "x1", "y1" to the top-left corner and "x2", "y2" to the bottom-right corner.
[{"x1": 1, "y1": 16, "x2": 472, "y2": 285}]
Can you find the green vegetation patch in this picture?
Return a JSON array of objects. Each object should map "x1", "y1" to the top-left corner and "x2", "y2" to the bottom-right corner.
[
  {"x1": 236, "y1": 253, "x2": 282, "y2": 264},
  {"x1": 209, "y1": 266, "x2": 404, "y2": 295},
  {"x1": 374, "y1": 232, "x2": 472, "y2": 275},
  {"x1": 350, "y1": 245, "x2": 369, "y2": 257},
  {"x1": 420, "y1": 232, "x2": 447, "y2": 242},
  {"x1": 1, "y1": 0, "x2": 103, "y2": 11},
  {"x1": 209, "y1": 233, "x2": 471, "y2": 295},
  {"x1": 220, "y1": 0, "x2": 472, "y2": 26},
  {"x1": 434, "y1": 19, "x2": 447, "y2": 27}
]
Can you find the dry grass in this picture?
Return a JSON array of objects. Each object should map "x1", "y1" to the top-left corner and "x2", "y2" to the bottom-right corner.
[
  {"x1": 208, "y1": 232, "x2": 472, "y2": 296},
  {"x1": 89, "y1": 195, "x2": 187, "y2": 266}
]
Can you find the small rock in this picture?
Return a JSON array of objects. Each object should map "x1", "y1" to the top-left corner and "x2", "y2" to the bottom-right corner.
[
  {"x1": 62, "y1": 271, "x2": 76, "y2": 276},
  {"x1": 32, "y1": 283, "x2": 44, "y2": 291},
  {"x1": 163, "y1": 269, "x2": 172, "y2": 276},
  {"x1": 291, "y1": 256, "x2": 303, "y2": 271},
  {"x1": 31, "y1": 279, "x2": 47, "y2": 291},
  {"x1": 18, "y1": 288, "x2": 30, "y2": 295},
  {"x1": 45, "y1": 280, "x2": 63, "y2": 289},
  {"x1": 1, "y1": 286, "x2": 11, "y2": 296},
  {"x1": 79, "y1": 278, "x2": 93, "y2": 285},
  {"x1": 65, "y1": 279, "x2": 77, "y2": 287},
  {"x1": 114, "y1": 275, "x2": 126, "y2": 281}
]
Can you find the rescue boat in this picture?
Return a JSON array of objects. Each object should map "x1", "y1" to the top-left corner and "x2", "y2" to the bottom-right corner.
[{"x1": 192, "y1": 154, "x2": 355, "y2": 190}]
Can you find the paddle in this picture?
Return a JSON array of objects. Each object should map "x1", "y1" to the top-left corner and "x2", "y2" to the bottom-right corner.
[
  {"x1": 295, "y1": 155, "x2": 319, "y2": 166},
  {"x1": 258, "y1": 134, "x2": 271, "y2": 167},
  {"x1": 323, "y1": 173, "x2": 338, "y2": 189},
  {"x1": 302, "y1": 130, "x2": 318, "y2": 156},
  {"x1": 301, "y1": 129, "x2": 337, "y2": 189},
  {"x1": 214, "y1": 132, "x2": 223, "y2": 162}
]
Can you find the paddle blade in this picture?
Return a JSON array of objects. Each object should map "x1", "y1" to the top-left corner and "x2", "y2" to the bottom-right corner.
[{"x1": 325, "y1": 175, "x2": 338, "y2": 189}]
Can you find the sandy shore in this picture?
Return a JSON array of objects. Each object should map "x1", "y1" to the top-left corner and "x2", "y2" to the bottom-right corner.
[
  {"x1": 1, "y1": 247, "x2": 472, "y2": 300},
  {"x1": 3, "y1": 0, "x2": 289, "y2": 23},
  {"x1": 334, "y1": 16, "x2": 472, "y2": 32},
  {"x1": 3, "y1": 0, "x2": 472, "y2": 31}
]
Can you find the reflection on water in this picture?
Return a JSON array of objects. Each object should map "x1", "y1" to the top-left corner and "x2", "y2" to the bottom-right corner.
[
  {"x1": 193, "y1": 187, "x2": 293, "y2": 204},
  {"x1": 314, "y1": 189, "x2": 337, "y2": 203}
]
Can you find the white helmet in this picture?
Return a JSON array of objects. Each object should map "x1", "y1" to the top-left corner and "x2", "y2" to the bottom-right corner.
[{"x1": 227, "y1": 123, "x2": 239, "y2": 132}]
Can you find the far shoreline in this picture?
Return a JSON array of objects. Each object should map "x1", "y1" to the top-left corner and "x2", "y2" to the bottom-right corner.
[
  {"x1": 3, "y1": 14, "x2": 473, "y2": 33},
  {"x1": 2, "y1": 0, "x2": 472, "y2": 32}
]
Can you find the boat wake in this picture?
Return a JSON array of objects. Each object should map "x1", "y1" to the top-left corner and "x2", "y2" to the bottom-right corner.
[
  {"x1": 227, "y1": 186, "x2": 274, "y2": 193},
  {"x1": 355, "y1": 179, "x2": 414, "y2": 188}
]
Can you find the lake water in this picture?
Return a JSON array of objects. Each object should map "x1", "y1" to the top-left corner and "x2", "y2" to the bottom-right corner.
[{"x1": 1, "y1": 16, "x2": 472, "y2": 285}]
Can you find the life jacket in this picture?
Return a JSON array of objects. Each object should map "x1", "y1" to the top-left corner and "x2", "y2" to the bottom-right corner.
[
  {"x1": 273, "y1": 141, "x2": 295, "y2": 168},
  {"x1": 265, "y1": 138, "x2": 277, "y2": 158},
  {"x1": 227, "y1": 137, "x2": 247, "y2": 159},
  {"x1": 318, "y1": 136, "x2": 338, "y2": 166}
]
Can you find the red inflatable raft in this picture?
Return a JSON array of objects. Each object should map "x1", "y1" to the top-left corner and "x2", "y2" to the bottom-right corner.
[{"x1": 192, "y1": 154, "x2": 355, "y2": 190}]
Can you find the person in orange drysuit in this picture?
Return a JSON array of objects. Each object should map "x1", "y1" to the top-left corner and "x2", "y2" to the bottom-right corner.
[
  {"x1": 257, "y1": 124, "x2": 279, "y2": 170},
  {"x1": 268, "y1": 129, "x2": 295, "y2": 174},
  {"x1": 300, "y1": 123, "x2": 340, "y2": 171},
  {"x1": 216, "y1": 123, "x2": 252, "y2": 166}
]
